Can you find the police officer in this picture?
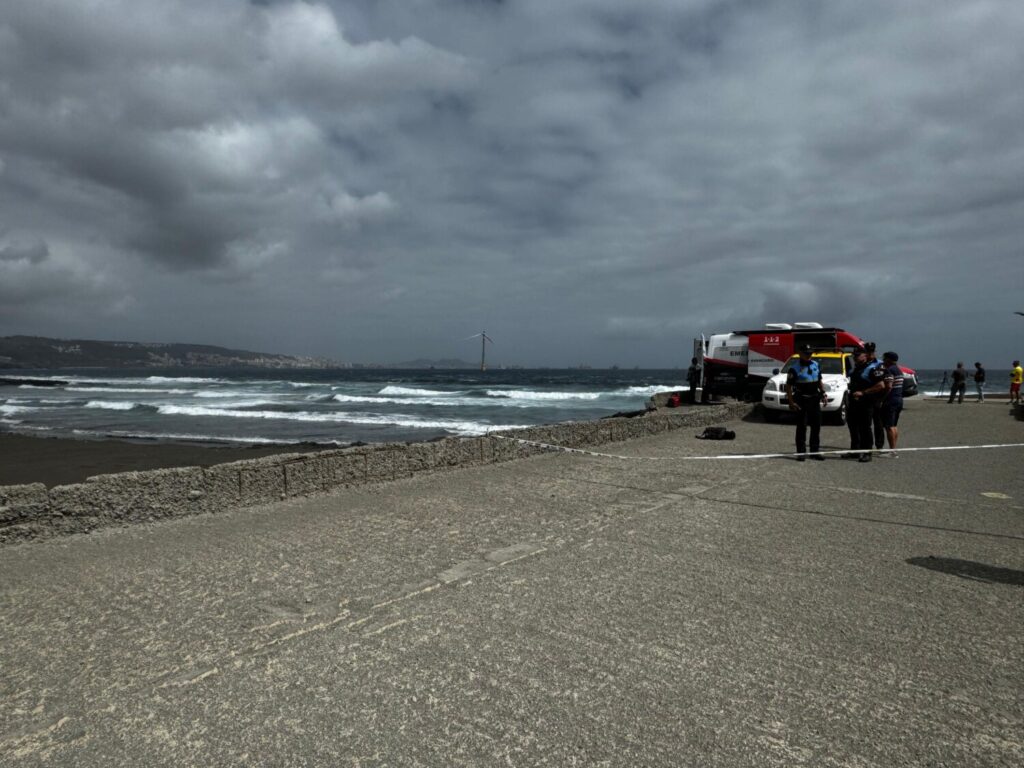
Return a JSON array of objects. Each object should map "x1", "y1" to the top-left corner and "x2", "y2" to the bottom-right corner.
[
  {"x1": 847, "y1": 345, "x2": 886, "y2": 462},
  {"x1": 786, "y1": 344, "x2": 828, "y2": 461},
  {"x1": 864, "y1": 342, "x2": 886, "y2": 450}
]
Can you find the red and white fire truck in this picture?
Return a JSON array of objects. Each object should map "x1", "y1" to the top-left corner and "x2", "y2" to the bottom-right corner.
[{"x1": 695, "y1": 322, "x2": 917, "y2": 402}]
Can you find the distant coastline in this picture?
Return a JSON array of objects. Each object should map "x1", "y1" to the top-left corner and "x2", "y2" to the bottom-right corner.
[
  {"x1": 0, "y1": 335, "x2": 502, "y2": 371},
  {"x1": 0, "y1": 335, "x2": 336, "y2": 370}
]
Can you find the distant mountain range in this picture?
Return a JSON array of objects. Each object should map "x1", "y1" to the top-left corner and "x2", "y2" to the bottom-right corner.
[{"x1": 0, "y1": 336, "x2": 337, "y2": 370}]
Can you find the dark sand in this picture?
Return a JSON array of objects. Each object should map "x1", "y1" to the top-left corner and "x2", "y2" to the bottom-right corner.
[{"x1": 0, "y1": 433, "x2": 324, "y2": 487}]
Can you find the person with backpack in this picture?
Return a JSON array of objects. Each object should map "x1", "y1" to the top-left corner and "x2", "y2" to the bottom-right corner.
[
  {"x1": 973, "y1": 362, "x2": 986, "y2": 402},
  {"x1": 786, "y1": 344, "x2": 828, "y2": 461}
]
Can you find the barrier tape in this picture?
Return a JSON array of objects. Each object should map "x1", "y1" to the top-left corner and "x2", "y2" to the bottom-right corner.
[{"x1": 489, "y1": 434, "x2": 1024, "y2": 462}]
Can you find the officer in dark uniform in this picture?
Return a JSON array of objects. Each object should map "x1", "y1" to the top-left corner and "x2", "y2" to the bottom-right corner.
[
  {"x1": 864, "y1": 342, "x2": 886, "y2": 450},
  {"x1": 846, "y1": 346, "x2": 886, "y2": 462},
  {"x1": 786, "y1": 344, "x2": 828, "y2": 461}
]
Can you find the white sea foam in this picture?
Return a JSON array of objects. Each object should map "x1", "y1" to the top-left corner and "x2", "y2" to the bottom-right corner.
[
  {"x1": 193, "y1": 390, "x2": 275, "y2": 399},
  {"x1": 98, "y1": 430, "x2": 318, "y2": 445},
  {"x1": 145, "y1": 375, "x2": 225, "y2": 384},
  {"x1": 333, "y1": 394, "x2": 406, "y2": 404},
  {"x1": 611, "y1": 385, "x2": 688, "y2": 395},
  {"x1": 378, "y1": 386, "x2": 458, "y2": 397},
  {"x1": 84, "y1": 400, "x2": 137, "y2": 411},
  {"x1": 333, "y1": 393, "x2": 491, "y2": 407},
  {"x1": 69, "y1": 386, "x2": 192, "y2": 394},
  {"x1": 486, "y1": 389, "x2": 603, "y2": 401},
  {"x1": 0, "y1": 404, "x2": 33, "y2": 415},
  {"x1": 154, "y1": 404, "x2": 355, "y2": 421},
  {"x1": 154, "y1": 404, "x2": 524, "y2": 434},
  {"x1": 336, "y1": 413, "x2": 529, "y2": 435}
]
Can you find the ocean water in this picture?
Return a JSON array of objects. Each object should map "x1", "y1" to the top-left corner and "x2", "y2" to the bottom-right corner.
[
  {"x1": 0, "y1": 367, "x2": 993, "y2": 447},
  {"x1": 0, "y1": 368, "x2": 690, "y2": 446}
]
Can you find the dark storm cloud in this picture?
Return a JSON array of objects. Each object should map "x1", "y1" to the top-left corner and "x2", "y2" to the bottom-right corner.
[
  {"x1": 1, "y1": 0, "x2": 1022, "y2": 365},
  {"x1": 0, "y1": 238, "x2": 48, "y2": 264}
]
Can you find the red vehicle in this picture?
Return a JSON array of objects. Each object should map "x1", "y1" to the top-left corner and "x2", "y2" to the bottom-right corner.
[{"x1": 696, "y1": 322, "x2": 917, "y2": 401}]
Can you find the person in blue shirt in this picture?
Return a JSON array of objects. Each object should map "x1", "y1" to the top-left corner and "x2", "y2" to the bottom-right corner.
[
  {"x1": 879, "y1": 351, "x2": 904, "y2": 456},
  {"x1": 786, "y1": 344, "x2": 828, "y2": 461}
]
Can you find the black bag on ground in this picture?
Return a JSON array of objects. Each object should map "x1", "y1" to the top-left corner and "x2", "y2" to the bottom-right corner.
[{"x1": 696, "y1": 427, "x2": 736, "y2": 440}]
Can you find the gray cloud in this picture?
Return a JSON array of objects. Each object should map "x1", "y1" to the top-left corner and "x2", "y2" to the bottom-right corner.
[{"x1": 1, "y1": 0, "x2": 1022, "y2": 366}]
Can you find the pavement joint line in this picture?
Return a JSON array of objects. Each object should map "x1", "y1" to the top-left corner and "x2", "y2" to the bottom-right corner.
[
  {"x1": 692, "y1": 493, "x2": 1024, "y2": 542},
  {"x1": 515, "y1": 470, "x2": 1024, "y2": 540},
  {"x1": 491, "y1": 435, "x2": 1024, "y2": 462},
  {"x1": 800, "y1": 484, "x2": 1024, "y2": 511}
]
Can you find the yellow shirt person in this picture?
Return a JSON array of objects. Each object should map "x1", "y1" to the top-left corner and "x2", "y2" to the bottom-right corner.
[{"x1": 1011, "y1": 361, "x2": 1023, "y2": 405}]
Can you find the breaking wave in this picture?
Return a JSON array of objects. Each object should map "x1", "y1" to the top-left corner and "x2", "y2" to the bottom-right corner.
[
  {"x1": 154, "y1": 404, "x2": 524, "y2": 435},
  {"x1": 145, "y1": 376, "x2": 226, "y2": 384},
  {"x1": 0, "y1": 404, "x2": 33, "y2": 415},
  {"x1": 610, "y1": 385, "x2": 687, "y2": 395},
  {"x1": 68, "y1": 386, "x2": 192, "y2": 394},
  {"x1": 377, "y1": 386, "x2": 458, "y2": 397},
  {"x1": 84, "y1": 430, "x2": 334, "y2": 446},
  {"x1": 84, "y1": 400, "x2": 141, "y2": 411},
  {"x1": 486, "y1": 389, "x2": 603, "y2": 401}
]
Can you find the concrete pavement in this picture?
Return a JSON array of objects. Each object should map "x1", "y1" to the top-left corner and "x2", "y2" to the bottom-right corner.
[{"x1": 1, "y1": 399, "x2": 1022, "y2": 766}]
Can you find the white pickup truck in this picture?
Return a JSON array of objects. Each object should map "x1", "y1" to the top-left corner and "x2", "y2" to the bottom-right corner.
[{"x1": 761, "y1": 351, "x2": 852, "y2": 425}]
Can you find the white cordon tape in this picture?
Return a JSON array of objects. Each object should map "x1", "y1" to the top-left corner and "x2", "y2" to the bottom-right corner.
[{"x1": 489, "y1": 435, "x2": 1024, "y2": 462}]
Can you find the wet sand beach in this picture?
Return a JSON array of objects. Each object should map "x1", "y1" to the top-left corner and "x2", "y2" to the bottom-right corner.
[
  {"x1": 1, "y1": 400, "x2": 1021, "y2": 765},
  {"x1": 0, "y1": 433, "x2": 325, "y2": 488}
]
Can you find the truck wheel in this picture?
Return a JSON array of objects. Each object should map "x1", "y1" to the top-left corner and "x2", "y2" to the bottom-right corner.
[
  {"x1": 829, "y1": 396, "x2": 848, "y2": 426},
  {"x1": 762, "y1": 407, "x2": 779, "y2": 422}
]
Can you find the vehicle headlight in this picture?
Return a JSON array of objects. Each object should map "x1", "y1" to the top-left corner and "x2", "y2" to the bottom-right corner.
[
  {"x1": 826, "y1": 381, "x2": 840, "y2": 392},
  {"x1": 764, "y1": 381, "x2": 777, "y2": 392}
]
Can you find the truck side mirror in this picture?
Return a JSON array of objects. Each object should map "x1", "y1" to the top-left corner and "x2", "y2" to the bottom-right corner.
[{"x1": 772, "y1": 368, "x2": 780, "y2": 376}]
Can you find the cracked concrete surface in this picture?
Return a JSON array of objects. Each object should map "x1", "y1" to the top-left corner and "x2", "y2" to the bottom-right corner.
[{"x1": 1, "y1": 400, "x2": 1021, "y2": 766}]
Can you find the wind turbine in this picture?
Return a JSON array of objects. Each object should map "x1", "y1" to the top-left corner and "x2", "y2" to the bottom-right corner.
[{"x1": 463, "y1": 331, "x2": 493, "y2": 371}]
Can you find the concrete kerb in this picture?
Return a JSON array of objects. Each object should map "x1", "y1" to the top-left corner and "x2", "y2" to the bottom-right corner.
[{"x1": 0, "y1": 403, "x2": 753, "y2": 545}]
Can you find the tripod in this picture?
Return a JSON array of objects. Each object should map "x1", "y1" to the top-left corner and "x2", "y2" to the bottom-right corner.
[{"x1": 937, "y1": 371, "x2": 949, "y2": 398}]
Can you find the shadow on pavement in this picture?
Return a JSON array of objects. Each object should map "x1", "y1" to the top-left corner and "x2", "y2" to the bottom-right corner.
[{"x1": 906, "y1": 556, "x2": 1024, "y2": 586}]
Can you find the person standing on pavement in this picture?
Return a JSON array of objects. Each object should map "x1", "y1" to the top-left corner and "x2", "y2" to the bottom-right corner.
[
  {"x1": 846, "y1": 347, "x2": 885, "y2": 462},
  {"x1": 1010, "y1": 360, "x2": 1022, "y2": 405},
  {"x1": 864, "y1": 342, "x2": 886, "y2": 450},
  {"x1": 880, "y1": 351, "x2": 904, "y2": 457},
  {"x1": 786, "y1": 344, "x2": 828, "y2": 461},
  {"x1": 973, "y1": 362, "x2": 986, "y2": 402},
  {"x1": 948, "y1": 362, "x2": 967, "y2": 404},
  {"x1": 685, "y1": 357, "x2": 701, "y2": 404}
]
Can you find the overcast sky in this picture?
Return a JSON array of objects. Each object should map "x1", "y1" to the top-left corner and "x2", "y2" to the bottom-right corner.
[{"x1": 1, "y1": 0, "x2": 1022, "y2": 367}]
